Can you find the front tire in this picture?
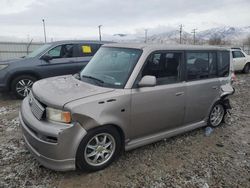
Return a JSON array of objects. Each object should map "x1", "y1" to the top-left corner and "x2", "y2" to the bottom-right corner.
[
  {"x1": 76, "y1": 126, "x2": 122, "y2": 172},
  {"x1": 208, "y1": 103, "x2": 225, "y2": 127},
  {"x1": 11, "y1": 75, "x2": 37, "y2": 99},
  {"x1": 242, "y1": 63, "x2": 250, "y2": 74}
]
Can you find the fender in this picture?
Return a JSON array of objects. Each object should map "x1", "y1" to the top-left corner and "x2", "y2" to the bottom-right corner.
[{"x1": 220, "y1": 84, "x2": 235, "y2": 109}]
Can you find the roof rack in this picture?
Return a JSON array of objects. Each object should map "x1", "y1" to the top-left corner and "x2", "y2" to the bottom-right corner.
[{"x1": 231, "y1": 47, "x2": 242, "y2": 50}]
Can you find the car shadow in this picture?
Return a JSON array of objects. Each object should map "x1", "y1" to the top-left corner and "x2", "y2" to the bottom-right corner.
[{"x1": 0, "y1": 92, "x2": 20, "y2": 101}]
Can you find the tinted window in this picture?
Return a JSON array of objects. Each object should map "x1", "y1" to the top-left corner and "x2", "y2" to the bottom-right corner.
[
  {"x1": 78, "y1": 44, "x2": 101, "y2": 57},
  {"x1": 186, "y1": 52, "x2": 217, "y2": 81},
  {"x1": 232, "y1": 51, "x2": 245, "y2": 58},
  {"x1": 218, "y1": 51, "x2": 230, "y2": 77},
  {"x1": 142, "y1": 52, "x2": 182, "y2": 85},
  {"x1": 48, "y1": 45, "x2": 61, "y2": 57},
  {"x1": 47, "y1": 44, "x2": 74, "y2": 58}
]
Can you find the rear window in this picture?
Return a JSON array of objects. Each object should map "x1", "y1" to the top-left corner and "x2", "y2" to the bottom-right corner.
[
  {"x1": 218, "y1": 51, "x2": 230, "y2": 77},
  {"x1": 78, "y1": 43, "x2": 101, "y2": 57}
]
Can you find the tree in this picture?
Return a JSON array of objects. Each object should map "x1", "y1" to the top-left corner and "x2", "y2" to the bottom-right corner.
[
  {"x1": 209, "y1": 34, "x2": 231, "y2": 45},
  {"x1": 209, "y1": 34, "x2": 223, "y2": 45},
  {"x1": 243, "y1": 35, "x2": 250, "y2": 45}
]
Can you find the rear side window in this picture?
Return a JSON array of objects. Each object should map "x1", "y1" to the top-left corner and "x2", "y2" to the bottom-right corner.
[
  {"x1": 218, "y1": 51, "x2": 230, "y2": 77},
  {"x1": 78, "y1": 43, "x2": 101, "y2": 57},
  {"x1": 186, "y1": 52, "x2": 217, "y2": 81},
  {"x1": 232, "y1": 51, "x2": 245, "y2": 58}
]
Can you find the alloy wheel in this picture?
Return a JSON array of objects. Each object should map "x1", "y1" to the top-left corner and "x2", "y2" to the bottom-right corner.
[
  {"x1": 210, "y1": 104, "x2": 225, "y2": 127},
  {"x1": 84, "y1": 133, "x2": 116, "y2": 167},
  {"x1": 16, "y1": 79, "x2": 34, "y2": 97}
]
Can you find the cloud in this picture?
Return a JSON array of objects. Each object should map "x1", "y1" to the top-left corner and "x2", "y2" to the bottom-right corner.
[
  {"x1": 0, "y1": 0, "x2": 36, "y2": 15},
  {"x1": 0, "y1": 0, "x2": 249, "y2": 40}
]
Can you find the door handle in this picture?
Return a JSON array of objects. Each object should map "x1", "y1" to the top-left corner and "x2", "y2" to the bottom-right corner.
[
  {"x1": 175, "y1": 92, "x2": 184, "y2": 96},
  {"x1": 212, "y1": 86, "x2": 218, "y2": 90}
]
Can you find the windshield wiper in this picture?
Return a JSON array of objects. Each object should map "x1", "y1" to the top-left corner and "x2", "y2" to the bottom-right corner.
[{"x1": 81, "y1": 75, "x2": 104, "y2": 85}]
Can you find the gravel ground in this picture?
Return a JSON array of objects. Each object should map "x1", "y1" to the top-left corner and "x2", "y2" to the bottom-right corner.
[{"x1": 0, "y1": 74, "x2": 249, "y2": 188}]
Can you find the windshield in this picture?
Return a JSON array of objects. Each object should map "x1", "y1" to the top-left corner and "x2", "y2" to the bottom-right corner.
[
  {"x1": 26, "y1": 44, "x2": 52, "y2": 58},
  {"x1": 80, "y1": 47, "x2": 142, "y2": 88}
]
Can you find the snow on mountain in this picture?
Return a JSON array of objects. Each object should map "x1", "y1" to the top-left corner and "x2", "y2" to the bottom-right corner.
[
  {"x1": 197, "y1": 26, "x2": 250, "y2": 41},
  {"x1": 110, "y1": 26, "x2": 250, "y2": 44}
]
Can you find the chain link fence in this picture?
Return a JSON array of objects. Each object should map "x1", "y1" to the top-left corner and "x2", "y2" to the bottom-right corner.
[{"x1": 0, "y1": 42, "x2": 44, "y2": 60}]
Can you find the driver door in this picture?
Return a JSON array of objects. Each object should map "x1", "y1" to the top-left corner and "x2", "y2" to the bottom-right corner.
[
  {"x1": 40, "y1": 44, "x2": 79, "y2": 78},
  {"x1": 130, "y1": 51, "x2": 186, "y2": 139},
  {"x1": 232, "y1": 51, "x2": 246, "y2": 71}
]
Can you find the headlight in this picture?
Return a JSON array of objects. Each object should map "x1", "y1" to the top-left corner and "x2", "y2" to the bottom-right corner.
[
  {"x1": 46, "y1": 107, "x2": 71, "y2": 123},
  {"x1": 0, "y1": 64, "x2": 8, "y2": 71}
]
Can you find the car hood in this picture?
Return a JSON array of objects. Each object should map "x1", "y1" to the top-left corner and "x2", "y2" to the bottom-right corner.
[
  {"x1": 32, "y1": 75, "x2": 115, "y2": 109},
  {"x1": 0, "y1": 57, "x2": 33, "y2": 65}
]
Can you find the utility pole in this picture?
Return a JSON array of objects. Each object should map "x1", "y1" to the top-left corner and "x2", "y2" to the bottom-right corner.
[
  {"x1": 179, "y1": 24, "x2": 183, "y2": 44},
  {"x1": 98, "y1": 25, "x2": 102, "y2": 41},
  {"x1": 144, "y1": 29, "x2": 148, "y2": 43},
  {"x1": 42, "y1": 19, "x2": 47, "y2": 43},
  {"x1": 191, "y1": 29, "x2": 197, "y2": 45}
]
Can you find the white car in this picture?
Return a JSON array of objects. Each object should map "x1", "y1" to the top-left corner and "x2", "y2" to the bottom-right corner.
[{"x1": 231, "y1": 48, "x2": 250, "y2": 73}]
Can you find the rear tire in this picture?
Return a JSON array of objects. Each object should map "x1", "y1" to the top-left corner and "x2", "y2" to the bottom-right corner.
[
  {"x1": 76, "y1": 125, "x2": 122, "y2": 172},
  {"x1": 243, "y1": 63, "x2": 250, "y2": 74},
  {"x1": 208, "y1": 102, "x2": 226, "y2": 127},
  {"x1": 11, "y1": 75, "x2": 37, "y2": 99}
]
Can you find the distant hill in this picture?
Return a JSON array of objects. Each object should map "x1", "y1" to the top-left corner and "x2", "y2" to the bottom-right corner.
[
  {"x1": 109, "y1": 26, "x2": 250, "y2": 44},
  {"x1": 197, "y1": 26, "x2": 250, "y2": 41},
  {"x1": 0, "y1": 26, "x2": 249, "y2": 44}
]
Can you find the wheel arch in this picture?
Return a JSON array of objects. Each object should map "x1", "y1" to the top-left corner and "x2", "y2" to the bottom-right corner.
[
  {"x1": 87, "y1": 124, "x2": 126, "y2": 151},
  {"x1": 8, "y1": 71, "x2": 41, "y2": 90}
]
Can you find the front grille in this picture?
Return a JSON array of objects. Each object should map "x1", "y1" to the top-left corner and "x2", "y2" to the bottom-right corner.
[{"x1": 29, "y1": 92, "x2": 45, "y2": 120}]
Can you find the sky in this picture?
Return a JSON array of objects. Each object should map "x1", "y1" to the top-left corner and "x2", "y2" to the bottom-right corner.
[{"x1": 0, "y1": 0, "x2": 250, "y2": 42}]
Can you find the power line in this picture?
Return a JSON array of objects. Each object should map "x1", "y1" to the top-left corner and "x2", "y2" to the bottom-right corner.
[{"x1": 191, "y1": 29, "x2": 198, "y2": 45}]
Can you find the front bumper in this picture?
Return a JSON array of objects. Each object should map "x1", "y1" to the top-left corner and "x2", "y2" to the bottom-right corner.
[
  {"x1": 19, "y1": 97, "x2": 87, "y2": 171},
  {"x1": 0, "y1": 83, "x2": 8, "y2": 92}
]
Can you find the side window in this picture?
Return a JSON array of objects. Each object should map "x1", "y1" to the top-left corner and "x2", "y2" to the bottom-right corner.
[
  {"x1": 142, "y1": 52, "x2": 181, "y2": 85},
  {"x1": 78, "y1": 44, "x2": 101, "y2": 57},
  {"x1": 47, "y1": 44, "x2": 74, "y2": 58},
  {"x1": 186, "y1": 52, "x2": 216, "y2": 81},
  {"x1": 208, "y1": 52, "x2": 217, "y2": 77},
  {"x1": 240, "y1": 51, "x2": 245, "y2": 57},
  {"x1": 48, "y1": 45, "x2": 62, "y2": 58},
  {"x1": 232, "y1": 51, "x2": 245, "y2": 58},
  {"x1": 218, "y1": 51, "x2": 230, "y2": 77}
]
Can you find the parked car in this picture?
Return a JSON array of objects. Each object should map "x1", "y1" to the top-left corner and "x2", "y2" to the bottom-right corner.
[
  {"x1": 0, "y1": 40, "x2": 111, "y2": 98},
  {"x1": 19, "y1": 44, "x2": 234, "y2": 172},
  {"x1": 231, "y1": 48, "x2": 250, "y2": 73}
]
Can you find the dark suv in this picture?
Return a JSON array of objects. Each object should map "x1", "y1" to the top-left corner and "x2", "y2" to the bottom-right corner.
[{"x1": 0, "y1": 40, "x2": 110, "y2": 98}]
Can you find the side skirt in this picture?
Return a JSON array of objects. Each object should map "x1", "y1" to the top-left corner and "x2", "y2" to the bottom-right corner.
[{"x1": 125, "y1": 121, "x2": 207, "y2": 151}]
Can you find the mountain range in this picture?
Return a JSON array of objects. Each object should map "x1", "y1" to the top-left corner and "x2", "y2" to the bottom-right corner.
[
  {"x1": 0, "y1": 26, "x2": 249, "y2": 45},
  {"x1": 109, "y1": 26, "x2": 250, "y2": 44}
]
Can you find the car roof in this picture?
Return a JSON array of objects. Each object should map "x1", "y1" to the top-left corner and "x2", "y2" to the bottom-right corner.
[
  {"x1": 47, "y1": 40, "x2": 114, "y2": 45},
  {"x1": 103, "y1": 43, "x2": 230, "y2": 51}
]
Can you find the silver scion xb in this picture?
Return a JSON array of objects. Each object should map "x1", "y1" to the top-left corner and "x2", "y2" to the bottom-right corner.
[{"x1": 19, "y1": 43, "x2": 234, "y2": 172}]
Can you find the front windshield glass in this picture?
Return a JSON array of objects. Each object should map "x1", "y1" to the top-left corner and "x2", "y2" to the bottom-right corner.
[
  {"x1": 26, "y1": 44, "x2": 52, "y2": 58},
  {"x1": 80, "y1": 47, "x2": 142, "y2": 88}
]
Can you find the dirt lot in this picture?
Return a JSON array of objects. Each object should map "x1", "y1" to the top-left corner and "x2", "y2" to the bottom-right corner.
[{"x1": 0, "y1": 74, "x2": 249, "y2": 188}]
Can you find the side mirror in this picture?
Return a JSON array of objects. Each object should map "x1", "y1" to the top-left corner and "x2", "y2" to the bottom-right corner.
[
  {"x1": 41, "y1": 54, "x2": 53, "y2": 62},
  {"x1": 138, "y1": 75, "x2": 156, "y2": 87}
]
